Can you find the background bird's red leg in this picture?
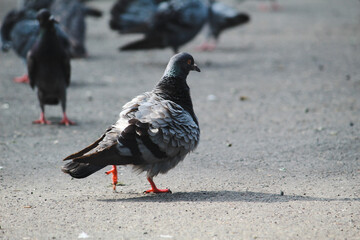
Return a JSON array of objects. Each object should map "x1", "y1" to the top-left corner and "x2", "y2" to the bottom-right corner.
[
  {"x1": 105, "y1": 165, "x2": 118, "y2": 191},
  {"x1": 13, "y1": 74, "x2": 29, "y2": 83},
  {"x1": 33, "y1": 112, "x2": 51, "y2": 124},
  {"x1": 145, "y1": 177, "x2": 171, "y2": 193},
  {"x1": 59, "y1": 112, "x2": 75, "y2": 126}
]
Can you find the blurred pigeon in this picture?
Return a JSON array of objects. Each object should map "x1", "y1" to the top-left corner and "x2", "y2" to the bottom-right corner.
[
  {"x1": 50, "y1": 0, "x2": 102, "y2": 58},
  {"x1": 27, "y1": 9, "x2": 74, "y2": 125},
  {"x1": 120, "y1": 0, "x2": 208, "y2": 53},
  {"x1": 109, "y1": 0, "x2": 163, "y2": 34},
  {"x1": 22, "y1": 0, "x2": 54, "y2": 11},
  {"x1": 62, "y1": 52, "x2": 200, "y2": 193},
  {"x1": 198, "y1": 0, "x2": 250, "y2": 51},
  {"x1": 0, "y1": 8, "x2": 70, "y2": 83}
]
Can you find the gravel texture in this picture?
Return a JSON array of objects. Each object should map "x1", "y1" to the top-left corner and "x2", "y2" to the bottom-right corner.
[{"x1": 0, "y1": 0, "x2": 359, "y2": 239}]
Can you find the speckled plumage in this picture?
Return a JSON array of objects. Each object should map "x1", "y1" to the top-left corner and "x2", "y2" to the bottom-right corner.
[{"x1": 62, "y1": 53, "x2": 200, "y2": 190}]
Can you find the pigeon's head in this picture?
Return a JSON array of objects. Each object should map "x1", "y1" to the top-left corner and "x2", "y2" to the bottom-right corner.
[
  {"x1": 36, "y1": 9, "x2": 58, "y2": 28},
  {"x1": 164, "y1": 52, "x2": 200, "y2": 78}
]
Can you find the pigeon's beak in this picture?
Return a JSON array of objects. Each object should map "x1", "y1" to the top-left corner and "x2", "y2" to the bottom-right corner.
[
  {"x1": 191, "y1": 64, "x2": 201, "y2": 72},
  {"x1": 49, "y1": 15, "x2": 59, "y2": 24}
]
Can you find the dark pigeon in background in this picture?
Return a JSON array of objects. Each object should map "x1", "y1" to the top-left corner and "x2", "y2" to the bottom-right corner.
[
  {"x1": 120, "y1": 0, "x2": 208, "y2": 53},
  {"x1": 198, "y1": 0, "x2": 250, "y2": 51},
  {"x1": 27, "y1": 9, "x2": 74, "y2": 125},
  {"x1": 62, "y1": 52, "x2": 200, "y2": 193},
  {"x1": 109, "y1": 0, "x2": 164, "y2": 34},
  {"x1": 50, "y1": 0, "x2": 102, "y2": 58},
  {"x1": 22, "y1": 0, "x2": 54, "y2": 11},
  {"x1": 0, "y1": 8, "x2": 71, "y2": 83}
]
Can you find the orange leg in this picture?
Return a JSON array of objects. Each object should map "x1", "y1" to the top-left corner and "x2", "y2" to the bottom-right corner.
[
  {"x1": 59, "y1": 112, "x2": 75, "y2": 126},
  {"x1": 105, "y1": 165, "x2": 118, "y2": 191},
  {"x1": 33, "y1": 112, "x2": 51, "y2": 125},
  {"x1": 13, "y1": 74, "x2": 29, "y2": 83},
  {"x1": 145, "y1": 177, "x2": 171, "y2": 194}
]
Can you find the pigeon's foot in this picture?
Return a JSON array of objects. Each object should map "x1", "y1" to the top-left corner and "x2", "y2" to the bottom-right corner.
[
  {"x1": 59, "y1": 113, "x2": 75, "y2": 126},
  {"x1": 13, "y1": 74, "x2": 29, "y2": 83},
  {"x1": 258, "y1": 2, "x2": 281, "y2": 11},
  {"x1": 144, "y1": 177, "x2": 172, "y2": 194},
  {"x1": 196, "y1": 42, "x2": 216, "y2": 52},
  {"x1": 105, "y1": 165, "x2": 118, "y2": 191},
  {"x1": 33, "y1": 112, "x2": 51, "y2": 125}
]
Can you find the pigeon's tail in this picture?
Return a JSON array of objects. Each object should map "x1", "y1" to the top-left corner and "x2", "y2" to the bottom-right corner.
[
  {"x1": 120, "y1": 37, "x2": 164, "y2": 51},
  {"x1": 84, "y1": 7, "x2": 103, "y2": 18},
  {"x1": 231, "y1": 13, "x2": 250, "y2": 27},
  {"x1": 62, "y1": 143, "x2": 136, "y2": 179},
  {"x1": 62, "y1": 161, "x2": 105, "y2": 179}
]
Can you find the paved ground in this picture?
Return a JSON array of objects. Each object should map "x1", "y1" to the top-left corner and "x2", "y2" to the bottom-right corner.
[{"x1": 0, "y1": 0, "x2": 359, "y2": 239}]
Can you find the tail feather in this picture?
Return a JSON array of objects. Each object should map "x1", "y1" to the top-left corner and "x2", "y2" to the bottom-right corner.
[
  {"x1": 73, "y1": 144, "x2": 135, "y2": 166},
  {"x1": 63, "y1": 131, "x2": 109, "y2": 160},
  {"x1": 61, "y1": 161, "x2": 105, "y2": 178},
  {"x1": 229, "y1": 13, "x2": 250, "y2": 27},
  {"x1": 85, "y1": 7, "x2": 103, "y2": 18},
  {"x1": 120, "y1": 37, "x2": 164, "y2": 51}
]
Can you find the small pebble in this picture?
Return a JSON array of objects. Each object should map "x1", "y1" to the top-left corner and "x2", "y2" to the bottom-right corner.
[
  {"x1": 350, "y1": 122, "x2": 354, "y2": 127},
  {"x1": 280, "y1": 191, "x2": 284, "y2": 196},
  {"x1": 318, "y1": 64, "x2": 324, "y2": 71},
  {"x1": 207, "y1": 94, "x2": 217, "y2": 101},
  {"x1": 239, "y1": 96, "x2": 249, "y2": 101},
  {"x1": 304, "y1": 108, "x2": 309, "y2": 113}
]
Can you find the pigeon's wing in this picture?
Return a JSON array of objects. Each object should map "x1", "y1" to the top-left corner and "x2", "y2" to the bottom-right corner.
[
  {"x1": 11, "y1": 20, "x2": 39, "y2": 59},
  {"x1": 62, "y1": 53, "x2": 71, "y2": 87},
  {"x1": 23, "y1": 0, "x2": 54, "y2": 11},
  {"x1": 54, "y1": 24, "x2": 72, "y2": 55},
  {"x1": 109, "y1": 0, "x2": 159, "y2": 33},
  {"x1": 122, "y1": 93, "x2": 200, "y2": 162},
  {"x1": 27, "y1": 50, "x2": 37, "y2": 89}
]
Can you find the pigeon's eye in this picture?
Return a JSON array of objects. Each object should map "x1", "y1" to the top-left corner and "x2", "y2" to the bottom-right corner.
[{"x1": 187, "y1": 59, "x2": 192, "y2": 65}]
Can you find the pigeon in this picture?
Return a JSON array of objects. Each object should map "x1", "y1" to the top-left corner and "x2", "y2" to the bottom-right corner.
[
  {"x1": 62, "y1": 52, "x2": 200, "y2": 193},
  {"x1": 27, "y1": 9, "x2": 74, "y2": 125},
  {"x1": 22, "y1": 0, "x2": 54, "y2": 11},
  {"x1": 197, "y1": 0, "x2": 250, "y2": 51},
  {"x1": 0, "y1": 8, "x2": 70, "y2": 83},
  {"x1": 109, "y1": 0, "x2": 163, "y2": 34},
  {"x1": 50, "y1": 0, "x2": 103, "y2": 58},
  {"x1": 120, "y1": 0, "x2": 208, "y2": 53}
]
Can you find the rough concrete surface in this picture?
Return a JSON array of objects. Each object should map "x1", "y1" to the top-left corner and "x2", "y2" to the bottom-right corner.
[{"x1": 0, "y1": 0, "x2": 359, "y2": 239}]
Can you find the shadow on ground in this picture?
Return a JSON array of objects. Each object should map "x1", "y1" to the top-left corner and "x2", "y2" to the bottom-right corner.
[{"x1": 98, "y1": 190, "x2": 360, "y2": 203}]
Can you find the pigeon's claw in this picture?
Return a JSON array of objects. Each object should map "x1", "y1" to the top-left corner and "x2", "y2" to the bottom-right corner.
[
  {"x1": 59, "y1": 113, "x2": 75, "y2": 126},
  {"x1": 144, "y1": 177, "x2": 172, "y2": 194},
  {"x1": 105, "y1": 165, "x2": 118, "y2": 191},
  {"x1": 13, "y1": 74, "x2": 30, "y2": 83},
  {"x1": 144, "y1": 188, "x2": 172, "y2": 194},
  {"x1": 33, "y1": 112, "x2": 51, "y2": 125}
]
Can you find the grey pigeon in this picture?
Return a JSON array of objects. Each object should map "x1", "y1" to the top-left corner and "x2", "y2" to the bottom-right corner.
[
  {"x1": 50, "y1": 0, "x2": 102, "y2": 58},
  {"x1": 27, "y1": 9, "x2": 74, "y2": 125},
  {"x1": 109, "y1": 0, "x2": 163, "y2": 34},
  {"x1": 0, "y1": 8, "x2": 70, "y2": 83},
  {"x1": 62, "y1": 52, "x2": 200, "y2": 193},
  {"x1": 198, "y1": 0, "x2": 250, "y2": 51},
  {"x1": 120, "y1": 0, "x2": 208, "y2": 53},
  {"x1": 22, "y1": 0, "x2": 54, "y2": 11}
]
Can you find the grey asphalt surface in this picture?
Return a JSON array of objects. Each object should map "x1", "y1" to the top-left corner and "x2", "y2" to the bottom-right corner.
[{"x1": 0, "y1": 0, "x2": 359, "y2": 239}]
